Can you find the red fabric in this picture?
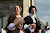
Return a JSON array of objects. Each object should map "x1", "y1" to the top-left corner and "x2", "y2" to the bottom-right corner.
[
  {"x1": 33, "y1": 28, "x2": 37, "y2": 33},
  {"x1": 33, "y1": 32, "x2": 37, "y2": 33}
]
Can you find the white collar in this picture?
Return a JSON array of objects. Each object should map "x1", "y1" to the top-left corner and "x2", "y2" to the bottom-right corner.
[
  {"x1": 29, "y1": 13, "x2": 34, "y2": 17},
  {"x1": 29, "y1": 13, "x2": 36, "y2": 23},
  {"x1": 16, "y1": 15, "x2": 21, "y2": 18}
]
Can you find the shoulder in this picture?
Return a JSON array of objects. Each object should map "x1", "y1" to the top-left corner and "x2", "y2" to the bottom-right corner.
[
  {"x1": 10, "y1": 14, "x2": 16, "y2": 16},
  {"x1": 9, "y1": 14, "x2": 16, "y2": 18},
  {"x1": 1, "y1": 29, "x2": 4, "y2": 31},
  {"x1": 24, "y1": 16, "x2": 31, "y2": 19}
]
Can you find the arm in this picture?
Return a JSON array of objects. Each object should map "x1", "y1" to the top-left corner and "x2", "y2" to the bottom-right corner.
[
  {"x1": 30, "y1": 23, "x2": 36, "y2": 29},
  {"x1": 7, "y1": 23, "x2": 16, "y2": 30},
  {"x1": 24, "y1": 24, "x2": 30, "y2": 29}
]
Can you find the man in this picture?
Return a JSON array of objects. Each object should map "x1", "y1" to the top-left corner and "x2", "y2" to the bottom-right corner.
[
  {"x1": 24, "y1": 6, "x2": 41, "y2": 33},
  {"x1": 45, "y1": 26, "x2": 50, "y2": 33},
  {"x1": 24, "y1": 6, "x2": 37, "y2": 33}
]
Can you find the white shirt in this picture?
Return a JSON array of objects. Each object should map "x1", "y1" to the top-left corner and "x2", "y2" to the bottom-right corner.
[
  {"x1": 24, "y1": 24, "x2": 34, "y2": 32},
  {"x1": 7, "y1": 23, "x2": 16, "y2": 30},
  {"x1": 24, "y1": 14, "x2": 36, "y2": 32},
  {"x1": 7, "y1": 16, "x2": 21, "y2": 30},
  {"x1": 45, "y1": 30, "x2": 50, "y2": 33},
  {"x1": 47, "y1": 26, "x2": 50, "y2": 29},
  {"x1": 1, "y1": 29, "x2": 6, "y2": 33},
  {"x1": 39, "y1": 29, "x2": 42, "y2": 33},
  {"x1": 29, "y1": 13, "x2": 36, "y2": 23}
]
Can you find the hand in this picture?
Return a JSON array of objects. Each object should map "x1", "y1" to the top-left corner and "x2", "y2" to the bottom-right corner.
[{"x1": 30, "y1": 23, "x2": 36, "y2": 29}]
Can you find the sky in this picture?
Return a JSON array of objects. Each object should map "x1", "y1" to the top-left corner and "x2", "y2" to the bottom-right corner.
[{"x1": 35, "y1": 0, "x2": 50, "y2": 25}]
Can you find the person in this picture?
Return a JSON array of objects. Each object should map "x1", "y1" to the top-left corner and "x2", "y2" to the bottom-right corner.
[
  {"x1": 5, "y1": 5, "x2": 25, "y2": 33},
  {"x1": 43, "y1": 29, "x2": 46, "y2": 33},
  {"x1": 45, "y1": 26, "x2": 50, "y2": 33},
  {"x1": 1, "y1": 26, "x2": 6, "y2": 33},
  {"x1": 24, "y1": 6, "x2": 37, "y2": 33}
]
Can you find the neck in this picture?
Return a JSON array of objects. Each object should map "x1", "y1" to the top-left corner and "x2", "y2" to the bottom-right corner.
[
  {"x1": 16, "y1": 13, "x2": 20, "y2": 16},
  {"x1": 30, "y1": 13, "x2": 34, "y2": 16},
  {"x1": 16, "y1": 14, "x2": 21, "y2": 17},
  {"x1": 31, "y1": 13, "x2": 34, "y2": 15},
  {"x1": 16, "y1": 14, "x2": 20, "y2": 16}
]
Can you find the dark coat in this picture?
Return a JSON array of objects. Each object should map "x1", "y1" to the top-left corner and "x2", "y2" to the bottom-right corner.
[{"x1": 24, "y1": 16, "x2": 41, "y2": 33}]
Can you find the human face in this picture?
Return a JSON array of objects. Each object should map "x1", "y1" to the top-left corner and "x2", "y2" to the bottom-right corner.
[
  {"x1": 18, "y1": 24, "x2": 23, "y2": 30},
  {"x1": 14, "y1": 5, "x2": 21, "y2": 14},
  {"x1": 31, "y1": 8, "x2": 36, "y2": 14},
  {"x1": 16, "y1": 23, "x2": 23, "y2": 30}
]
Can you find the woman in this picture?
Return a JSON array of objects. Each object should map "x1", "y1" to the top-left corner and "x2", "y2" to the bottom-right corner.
[{"x1": 5, "y1": 5, "x2": 25, "y2": 33}]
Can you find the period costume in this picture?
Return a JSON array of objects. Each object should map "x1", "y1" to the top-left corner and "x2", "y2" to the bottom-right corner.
[
  {"x1": 5, "y1": 14, "x2": 25, "y2": 33},
  {"x1": 24, "y1": 14, "x2": 41, "y2": 33}
]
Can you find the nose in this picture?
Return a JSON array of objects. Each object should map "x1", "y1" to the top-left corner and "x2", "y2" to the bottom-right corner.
[{"x1": 19, "y1": 24, "x2": 22, "y2": 26}]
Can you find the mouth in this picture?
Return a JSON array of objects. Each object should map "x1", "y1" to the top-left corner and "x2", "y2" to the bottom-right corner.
[
  {"x1": 17, "y1": 27, "x2": 23, "y2": 30},
  {"x1": 16, "y1": 10, "x2": 18, "y2": 11}
]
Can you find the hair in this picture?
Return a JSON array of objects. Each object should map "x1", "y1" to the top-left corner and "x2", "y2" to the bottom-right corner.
[
  {"x1": 2, "y1": 26, "x2": 4, "y2": 28},
  {"x1": 14, "y1": 5, "x2": 22, "y2": 11},
  {"x1": 29, "y1": 6, "x2": 37, "y2": 13}
]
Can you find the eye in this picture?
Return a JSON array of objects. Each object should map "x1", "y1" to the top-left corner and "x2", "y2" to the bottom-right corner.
[
  {"x1": 31, "y1": 10, "x2": 34, "y2": 11},
  {"x1": 21, "y1": 24, "x2": 23, "y2": 25}
]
